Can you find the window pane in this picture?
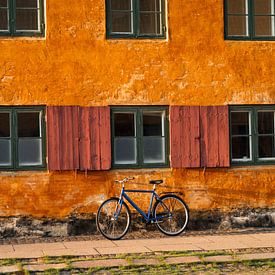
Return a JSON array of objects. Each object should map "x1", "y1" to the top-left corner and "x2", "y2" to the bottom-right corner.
[
  {"x1": 143, "y1": 112, "x2": 163, "y2": 136},
  {"x1": 0, "y1": 113, "x2": 10, "y2": 137},
  {"x1": 143, "y1": 137, "x2": 165, "y2": 163},
  {"x1": 0, "y1": 0, "x2": 7, "y2": 7},
  {"x1": 227, "y1": 0, "x2": 247, "y2": 13},
  {"x1": 114, "y1": 137, "x2": 136, "y2": 164},
  {"x1": 259, "y1": 136, "x2": 275, "y2": 158},
  {"x1": 0, "y1": 139, "x2": 11, "y2": 165},
  {"x1": 16, "y1": 0, "x2": 38, "y2": 8},
  {"x1": 111, "y1": 0, "x2": 131, "y2": 10},
  {"x1": 140, "y1": 12, "x2": 162, "y2": 35},
  {"x1": 228, "y1": 15, "x2": 248, "y2": 36},
  {"x1": 111, "y1": 11, "x2": 132, "y2": 33},
  {"x1": 254, "y1": 0, "x2": 273, "y2": 14},
  {"x1": 231, "y1": 112, "x2": 250, "y2": 135},
  {"x1": 18, "y1": 112, "x2": 40, "y2": 137},
  {"x1": 140, "y1": 0, "x2": 161, "y2": 11},
  {"x1": 258, "y1": 111, "x2": 274, "y2": 134},
  {"x1": 114, "y1": 113, "x2": 135, "y2": 136},
  {"x1": 18, "y1": 138, "x2": 42, "y2": 166},
  {"x1": 16, "y1": 8, "x2": 39, "y2": 31},
  {"x1": 232, "y1": 136, "x2": 251, "y2": 160},
  {"x1": 0, "y1": 8, "x2": 8, "y2": 30},
  {"x1": 254, "y1": 16, "x2": 274, "y2": 36}
]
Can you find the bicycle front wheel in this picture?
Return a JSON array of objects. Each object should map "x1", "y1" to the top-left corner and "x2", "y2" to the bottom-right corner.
[
  {"x1": 153, "y1": 194, "x2": 189, "y2": 236},
  {"x1": 96, "y1": 198, "x2": 131, "y2": 240}
]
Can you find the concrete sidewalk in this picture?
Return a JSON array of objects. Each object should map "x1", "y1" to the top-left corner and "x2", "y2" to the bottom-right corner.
[{"x1": 0, "y1": 231, "x2": 274, "y2": 259}]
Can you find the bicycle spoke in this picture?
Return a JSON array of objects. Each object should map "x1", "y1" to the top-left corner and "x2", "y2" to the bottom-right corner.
[
  {"x1": 154, "y1": 195, "x2": 189, "y2": 236},
  {"x1": 97, "y1": 198, "x2": 131, "y2": 240}
]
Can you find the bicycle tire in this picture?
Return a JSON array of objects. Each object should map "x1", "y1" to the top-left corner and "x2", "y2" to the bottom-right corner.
[
  {"x1": 153, "y1": 194, "x2": 189, "y2": 236},
  {"x1": 96, "y1": 198, "x2": 131, "y2": 240}
]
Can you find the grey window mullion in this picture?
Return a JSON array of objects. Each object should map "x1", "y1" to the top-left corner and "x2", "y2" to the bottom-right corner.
[
  {"x1": 136, "y1": 109, "x2": 143, "y2": 166},
  {"x1": 250, "y1": 0, "x2": 255, "y2": 39},
  {"x1": 134, "y1": 0, "x2": 139, "y2": 37},
  {"x1": 9, "y1": 0, "x2": 15, "y2": 34}
]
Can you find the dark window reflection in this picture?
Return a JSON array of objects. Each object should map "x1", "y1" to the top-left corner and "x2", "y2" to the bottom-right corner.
[
  {"x1": 114, "y1": 113, "x2": 135, "y2": 137},
  {"x1": 0, "y1": 0, "x2": 7, "y2": 7},
  {"x1": 232, "y1": 136, "x2": 251, "y2": 159},
  {"x1": 231, "y1": 112, "x2": 250, "y2": 135},
  {"x1": 143, "y1": 112, "x2": 163, "y2": 136},
  {"x1": 0, "y1": 9, "x2": 8, "y2": 30},
  {"x1": 0, "y1": 113, "x2": 10, "y2": 137},
  {"x1": 228, "y1": 15, "x2": 248, "y2": 36},
  {"x1": 227, "y1": 0, "x2": 247, "y2": 13},
  {"x1": 140, "y1": 0, "x2": 160, "y2": 11},
  {"x1": 111, "y1": 11, "x2": 132, "y2": 32},
  {"x1": 258, "y1": 111, "x2": 274, "y2": 134},
  {"x1": 259, "y1": 136, "x2": 275, "y2": 158},
  {"x1": 16, "y1": 0, "x2": 38, "y2": 8},
  {"x1": 17, "y1": 112, "x2": 40, "y2": 137},
  {"x1": 111, "y1": 0, "x2": 131, "y2": 10},
  {"x1": 16, "y1": 8, "x2": 39, "y2": 30},
  {"x1": 254, "y1": 0, "x2": 272, "y2": 14}
]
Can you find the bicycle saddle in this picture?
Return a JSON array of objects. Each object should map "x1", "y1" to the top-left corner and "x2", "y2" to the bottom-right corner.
[{"x1": 149, "y1": 180, "x2": 163, "y2": 185}]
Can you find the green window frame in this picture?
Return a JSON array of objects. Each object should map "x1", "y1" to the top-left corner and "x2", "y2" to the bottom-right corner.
[
  {"x1": 0, "y1": 0, "x2": 45, "y2": 37},
  {"x1": 0, "y1": 106, "x2": 46, "y2": 170},
  {"x1": 106, "y1": 0, "x2": 166, "y2": 39},
  {"x1": 224, "y1": 0, "x2": 275, "y2": 40},
  {"x1": 111, "y1": 106, "x2": 169, "y2": 168},
  {"x1": 230, "y1": 105, "x2": 275, "y2": 165}
]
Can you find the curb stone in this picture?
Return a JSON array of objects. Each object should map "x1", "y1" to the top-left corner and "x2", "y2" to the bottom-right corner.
[
  {"x1": 0, "y1": 265, "x2": 21, "y2": 273},
  {"x1": 0, "y1": 252, "x2": 274, "y2": 273},
  {"x1": 24, "y1": 263, "x2": 67, "y2": 272}
]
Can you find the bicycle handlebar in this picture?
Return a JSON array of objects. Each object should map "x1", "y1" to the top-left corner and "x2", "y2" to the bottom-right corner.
[{"x1": 114, "y1": 177, "x2": 135, "y2": 184}]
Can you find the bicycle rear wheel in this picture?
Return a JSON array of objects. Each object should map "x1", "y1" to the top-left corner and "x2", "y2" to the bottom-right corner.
[
  {"x1": 96, "y1": 198, "x2": 131, "y2": 240},
  {"x1": 153, "y1": 194, "x2": 189, "y2": 236}
]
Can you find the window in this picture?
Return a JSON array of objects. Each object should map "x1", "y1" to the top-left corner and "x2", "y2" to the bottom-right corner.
[
  {"x1": 0, "y1": 0, "x2": 45, "y2": 37},
  {"x1": 230, "y1": 106, "x2": 275, "y2": 165},
  {"x1": 106, "y1": 0, "x2": 166, "y2": 38},
  {"x1": 0, "y1": 107, "x2": 46, "y2": 170},
  {"x1": 224, "y1": 0, "x2": 275, "y2": 40},
  {"x1": 111, "y1": 107, "x2": 169, "y2": 168}
]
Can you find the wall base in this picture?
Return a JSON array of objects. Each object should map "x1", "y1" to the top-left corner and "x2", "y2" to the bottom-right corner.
[{"x1": 0, "y1": 208, "x2": 274, "y2": 239}]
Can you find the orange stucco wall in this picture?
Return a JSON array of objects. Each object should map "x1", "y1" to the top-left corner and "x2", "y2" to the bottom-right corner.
[{"x1": 0, "y1": 0, "x2": 274, "y2": 218}]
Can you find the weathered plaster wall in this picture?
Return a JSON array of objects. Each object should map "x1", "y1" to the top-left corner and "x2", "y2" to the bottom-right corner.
[
  {"x1": 0, "y1": 0, "x2": 274, "y2": 106},
  {"x1": 0, "y1": 168, "x2": 274, "y2": 218},
  {"x1": 0, "y1": 0, "x2": 274, "y2": 218}
]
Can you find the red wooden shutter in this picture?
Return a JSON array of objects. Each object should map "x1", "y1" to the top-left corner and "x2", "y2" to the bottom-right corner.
[
  {"x1": 170, "y1": 105, "x2": 230, "y2": 168},
  {"x1": 47, "y1": 106, "x2": 61, "y2": 171},
  {"x1": 79, "y1": 106, "x2": 111, "y2": 171},
  {"x1": 79, "y1": 107, "x2": 92, "y2": 170},
  {"x1": 200, "y1": 106, "x2": 230, "y2": 167},
  {"x1": 47, "y1": 106, "x2": 80, "y2": 171},
  {"x1": 47, "y1": 106, "x2": 111, "y2": 171},
  {"x1": 170, "y1": 106, "x2": 200, "y2": 168}
]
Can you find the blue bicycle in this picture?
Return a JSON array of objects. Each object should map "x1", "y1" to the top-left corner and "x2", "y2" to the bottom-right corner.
[{"x1": 96, "y1": 177, "x2": 189, "y2": 240}]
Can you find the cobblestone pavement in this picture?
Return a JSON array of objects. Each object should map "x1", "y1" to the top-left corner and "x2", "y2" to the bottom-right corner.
[{"x1": 0, "y1": 229, "x2": 274, "y2": 273}]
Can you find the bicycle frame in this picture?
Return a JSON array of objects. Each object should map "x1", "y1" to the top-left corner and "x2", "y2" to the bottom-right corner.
[{"x1": 116, "y1": 186, "x2": 168, "y2": 223}]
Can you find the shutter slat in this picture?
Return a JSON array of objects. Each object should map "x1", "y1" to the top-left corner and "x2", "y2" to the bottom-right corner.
[
  {"x1": 207, "y1": 106, "x2": 219, "y2": 167},
  {"x1": 170, "y1": 105, "x2": 229, "y2": 169},
  {"x1": 72, "y1": 106, "x2": 80, "y2": 169},
  {"x1": 90, "y1": 107, "x2": 101, "y2": 170},
  {"x1": 99, "y1": 106, "x2": 111, "y2": 170},
  {"x1": 218, "y1": 106, "x2": 230, "y2": 167},
  {"x1": 170, "y1": 106, "x2": 182, "y2": 168},
  {"x1": 200, "y1": 106, "x2": 208, "y2": 167},
  {"x1": 79, "y1": 107, "x2": 91, "y2": 170},
  {"x1": 189, "y1": 106, "x2": 200, "y2": 167},
  {"x1": 47, "y1": 106, "x2": 61, "y2": 171}
]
